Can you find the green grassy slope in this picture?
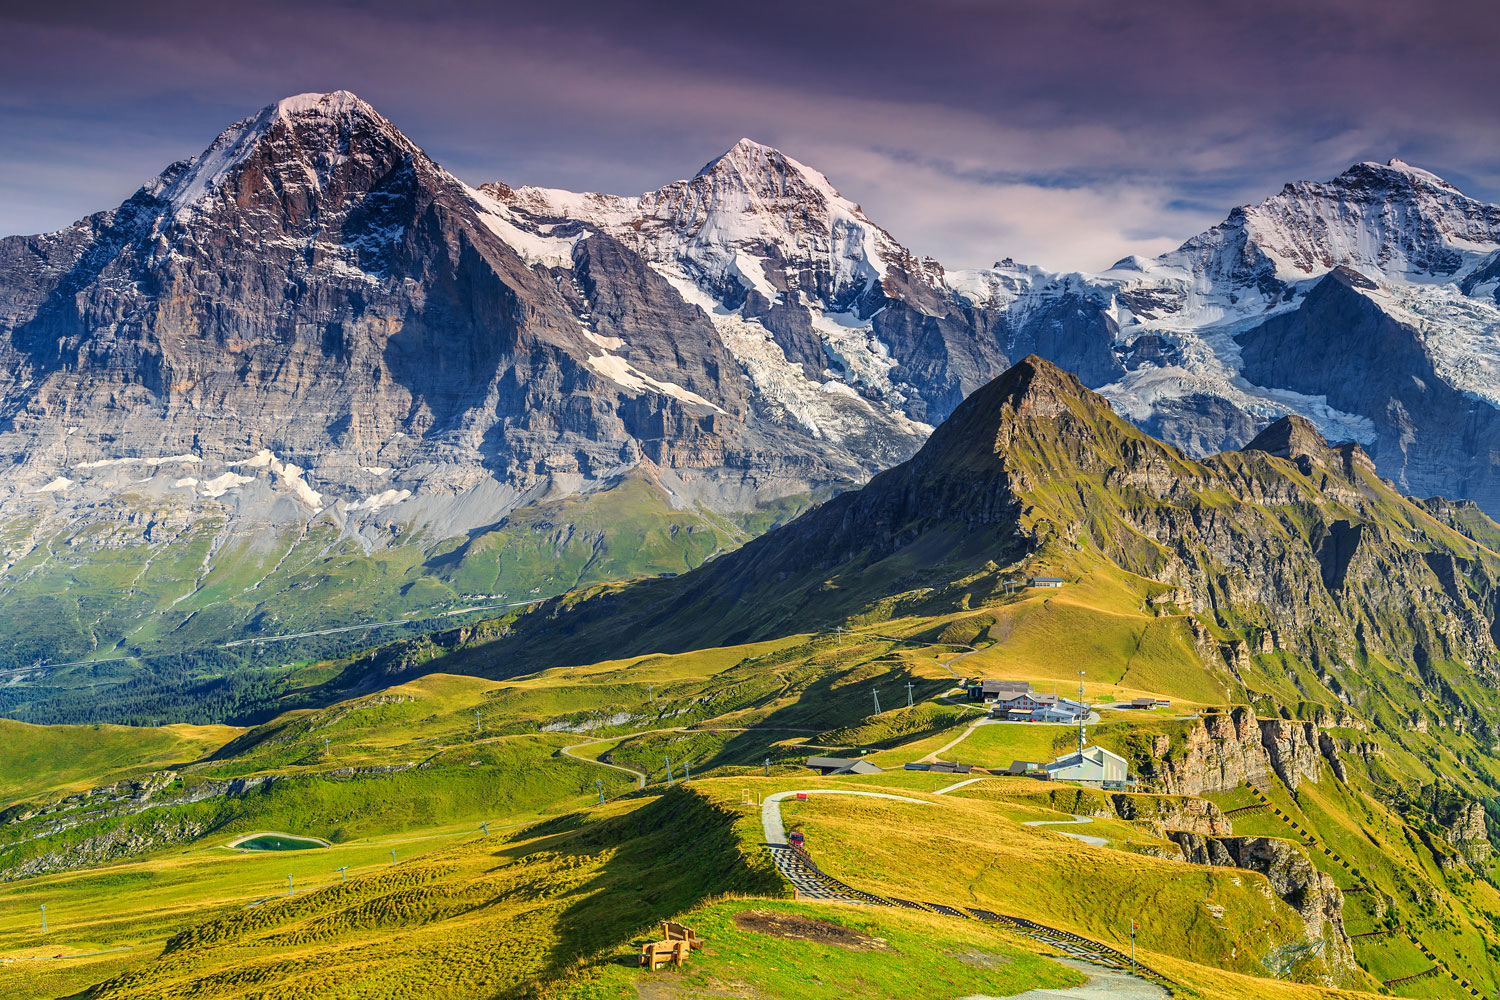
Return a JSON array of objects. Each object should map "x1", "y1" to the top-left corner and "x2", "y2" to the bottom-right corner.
[{"x1": 0, "y1": 475, "x2": 827, "y2": 726}]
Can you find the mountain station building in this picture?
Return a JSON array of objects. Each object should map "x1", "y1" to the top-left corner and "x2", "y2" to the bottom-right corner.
[{"x1": 1042, "y1": 745, "x2": 1130, "y2": 789}]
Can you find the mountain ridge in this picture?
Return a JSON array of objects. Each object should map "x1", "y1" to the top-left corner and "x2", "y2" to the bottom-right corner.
[{"x1": 5, "y1": 90, "x2": 1500, "y2": 677}]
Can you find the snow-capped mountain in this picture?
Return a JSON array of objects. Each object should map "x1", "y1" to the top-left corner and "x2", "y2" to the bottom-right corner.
[
  {"x1": 5, "y1": 91, "x2": 1500, "y2": 554},
  {"x1": 481, "y1": 138, "x2": 976, "y2": 441},
  {"x1": 943, "y1": 158, "x2": 1500, "y2": 509}
]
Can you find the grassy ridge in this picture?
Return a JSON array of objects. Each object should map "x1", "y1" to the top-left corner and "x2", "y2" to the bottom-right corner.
[{"x1": 52, "y1": 788, "x2": 778, "y2": 1000}]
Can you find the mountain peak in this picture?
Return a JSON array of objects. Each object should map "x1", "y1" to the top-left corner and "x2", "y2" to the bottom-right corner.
[
  {"x1": 911, "y1": 354, "x2": 1124, "y2": 473},
  {"x1": 693, "y1": 137, "x2": 839, "y2": 198},
  {"x1": 1243, "y1": 414, "x2": 1330, "y2": 462},
  {"x1": 698, "y1": 137, "x2": 786, "y2": 175},
  {"x1": 1339, "y1": 157, "x2": 1462, "y2": 194},
  {"x1": 144, "y1": 90, "x2": 414, "y2": 217},
  {"x1": 271, "y1": 90, "x2": 375, "y2": 120}
]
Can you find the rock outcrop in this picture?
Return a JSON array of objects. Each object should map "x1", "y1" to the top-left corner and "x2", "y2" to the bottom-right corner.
[{"x1": 1168, "y1": 833, "x2": 1356, "y2": 977}]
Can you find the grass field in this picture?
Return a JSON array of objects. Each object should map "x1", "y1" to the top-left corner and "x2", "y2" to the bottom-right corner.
[
  {"x1": 548, "y1": 896, "x2": 1088, "y2": 1000},
  {"x1": 4, "y1": 581, "x2": 1499, "y2": 1000}
]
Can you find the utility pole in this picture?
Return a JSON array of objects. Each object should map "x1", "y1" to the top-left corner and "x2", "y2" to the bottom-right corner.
[
  {"x1": 1077, "y1": 670, "x2": 1087, "y2": 756},
  {"x1": 906, "y1": 681, "x2": 915, "y2": 708},
  {"x1": 872, "y1": 688, "x2": 881, "y2": 714},
  {"x1": 1130, "y1": 919, "x2": 1137, "y2": 975},
  {"x1": 39, "y1": 904, "x2": 46, "y2": 934},
  {"x1": 336, "y1": 866, "x2": 349, "y2": 883},
  {"x1": 595, "y1": 778, "x2": 605, "y2": 804}
]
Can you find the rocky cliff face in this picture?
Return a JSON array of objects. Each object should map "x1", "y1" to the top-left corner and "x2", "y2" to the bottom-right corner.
[
  {"x1": 1446, "y1": 801, "x2": 1492, "y2": 867},
  {"x1": 1151, "y1": 709, "x2": 1336, "y2": 797},
  {"x1": 1168, "y1": 833, "x2": 1355, "y2": 978}
]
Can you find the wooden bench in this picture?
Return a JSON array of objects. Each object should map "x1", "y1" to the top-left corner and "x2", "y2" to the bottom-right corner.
[
  {"x1": 638, "y1": 922, "x2": 704, "y2": 969},
  {"x1": 662, "y1": 921, "x2": 704, "y2": 949},
  {"x1": 639, "y1": 939, "x2": 689, "y2": 969}
]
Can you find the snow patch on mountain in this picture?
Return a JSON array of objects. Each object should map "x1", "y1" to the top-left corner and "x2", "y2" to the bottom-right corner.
[
  {"x1": 654, "y1": 264, "x2": 930, "y2": 450},
  {"x1": 468, "y1": 185, "x2": 588, "y2": 269},
  {"x1": 346, "y1": 489, "x2": 413, "y2": 513},
  {"x1": 1366, "y1": 281, "x2": 1500, "y2": 406},
  {"x1": 581, "y1": 351, "x2": 724, "y2": 412}
]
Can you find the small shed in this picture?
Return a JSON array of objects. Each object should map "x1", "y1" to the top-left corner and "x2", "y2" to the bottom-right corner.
[
  {"x1": 804, "y1": 756, "x2": 884, "y2": 776},
  {"x1": 928, "y1": 761, "x2": 974, "y2": 774}
]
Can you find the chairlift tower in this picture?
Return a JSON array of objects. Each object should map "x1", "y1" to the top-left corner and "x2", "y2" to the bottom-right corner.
[
  {"x1": 872, "y1": 688, "x2": 881, "y2": 714},
  {"x1": 595, "y1": 778, "x2": 605, "y2": 804},
  {"x1": 336, "y1": 866, "x2": 349, "y2": 883},
  {"x1": 906, "y1": 681, "x2": 915, "y2": 708}
]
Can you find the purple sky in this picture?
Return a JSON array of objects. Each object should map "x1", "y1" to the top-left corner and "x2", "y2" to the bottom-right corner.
[{"x1": 3, "y1": 0, "x2": 1499, "y2": 270}]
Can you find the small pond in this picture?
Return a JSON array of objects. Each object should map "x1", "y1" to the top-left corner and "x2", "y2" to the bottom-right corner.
[{"x1": 232, "y1": 833, "x2": 328, "y2": 852}]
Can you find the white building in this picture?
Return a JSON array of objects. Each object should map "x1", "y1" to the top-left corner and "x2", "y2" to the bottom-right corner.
[
  {"x1": 1031, "y1": 697, "x2": 1088, "y2": 723},
  {"x1": 1044, "y1": 745, "x2": 1130, "y2": 788}
]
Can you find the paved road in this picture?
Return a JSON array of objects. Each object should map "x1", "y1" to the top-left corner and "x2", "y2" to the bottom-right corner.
[
  {"x1": 559, "y1": 736, "x2": 651, "y2": 789},
  {"x1": 1022, "y1": 814, "x2": 1107, "y2": 847},
  {"x1": 760, "y1": 789, "x2": 930, "y2": 845},
  {"x1": 921, "y1": 716, "x2": 990, "y2": 763},
  {"x1": 1009, "y1": 958, "x2": 1167, "y2": 1000},
  {"x1": 934, "y1": 775, "x2": 988, "y2": 795}
]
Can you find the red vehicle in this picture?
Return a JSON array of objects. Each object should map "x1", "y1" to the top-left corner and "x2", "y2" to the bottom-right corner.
[{"x1": 788, "y1": 831, "x2": 805, "y2": 847}]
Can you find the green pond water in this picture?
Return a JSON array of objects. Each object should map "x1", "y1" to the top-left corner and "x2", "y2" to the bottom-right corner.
[{"x1": 236, "y1": 834, "x2": 326, "y2": 852}]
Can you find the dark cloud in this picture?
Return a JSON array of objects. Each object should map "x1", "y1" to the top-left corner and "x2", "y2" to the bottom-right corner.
[{"x1": 2, "y1": 0, "x2": 1497, "y2": 268}]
